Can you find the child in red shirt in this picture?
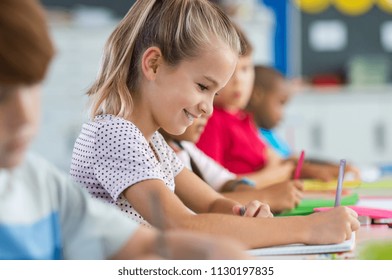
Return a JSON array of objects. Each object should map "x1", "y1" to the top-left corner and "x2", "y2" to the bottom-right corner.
[
  {"x1": 196, "y1": 25, "x2": 360, "y2": 186},
  {"x1": 198, "y1": 106, "x2": 268, "y2": 174},
  {"x1": 197, "y1": 25, "x2": 294, "y2": 187}
]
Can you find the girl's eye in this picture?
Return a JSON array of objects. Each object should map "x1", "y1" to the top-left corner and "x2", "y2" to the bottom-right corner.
[{"x1": 197, "y1": 83, "x2": 208, "y2": 91}]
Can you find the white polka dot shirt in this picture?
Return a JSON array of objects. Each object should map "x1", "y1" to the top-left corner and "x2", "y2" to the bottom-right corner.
[{"x1": 70, "y1": 114, "x2": 184, "y2": 226}]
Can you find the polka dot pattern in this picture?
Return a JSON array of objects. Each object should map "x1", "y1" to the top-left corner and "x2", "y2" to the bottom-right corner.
[{"x1": 70, "y1": 114, "x2": 184, "y2": 226}]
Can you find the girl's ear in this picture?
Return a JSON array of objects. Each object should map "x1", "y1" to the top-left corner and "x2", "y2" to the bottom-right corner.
[{"x1": 141, "y1": 47, "x2": 163, "y2": 80}]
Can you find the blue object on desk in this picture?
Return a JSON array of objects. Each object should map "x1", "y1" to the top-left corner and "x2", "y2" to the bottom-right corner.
[{"x1": 379, "y1": 164, "x2": 392, "y2": 176}]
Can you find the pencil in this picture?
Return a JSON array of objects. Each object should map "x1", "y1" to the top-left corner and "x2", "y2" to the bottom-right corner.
[
  {"x1": 334, "y1": 159, "x2": 346, "y2": 207},
  {"x1": 294, "y1": 150, "x2": 305, "y2": 179},
  {"x1": 240, "y1": 206, "x2": 246, "y2": 216}
]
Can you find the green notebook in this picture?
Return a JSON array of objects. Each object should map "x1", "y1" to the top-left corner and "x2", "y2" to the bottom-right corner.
[{"x1": 277, "y1": 193, "x2": 359, "y2": 216}]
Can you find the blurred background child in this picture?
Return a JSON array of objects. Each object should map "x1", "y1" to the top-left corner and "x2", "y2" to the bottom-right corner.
[
  {"x1": 196, "y1": 24, "x2": 359, "y2": 184},
  {"x1": 160, "y1": 115, "x2": 303, "y2": 214},
  {"x1": 247, "y1": 65, "x2": 292, "y2": 158},
  {"x1": 196, "y1": 24, "x2": 295, "y2": 187},
  {"x1": 247, "y1": 65, "x2": 361, "y2": 181}
]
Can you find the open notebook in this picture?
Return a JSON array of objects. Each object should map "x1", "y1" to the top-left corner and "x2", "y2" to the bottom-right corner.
[{"x1": 248, "y1": 233, "x2": 355, "y2": 256}]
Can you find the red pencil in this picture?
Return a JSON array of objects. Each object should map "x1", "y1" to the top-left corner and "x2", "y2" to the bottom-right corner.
[{"x1": 294, "y1": 150, "x2": 305, "y2": 179}]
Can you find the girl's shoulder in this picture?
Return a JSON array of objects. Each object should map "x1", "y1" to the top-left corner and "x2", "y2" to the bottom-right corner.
[
  {"x1": 93, "y1": 114, "x2": 131, "y2": 127},
  {"x1": 152, "y1": 131, "x2": 172, "y2": 150},
  {"x1": 91, "y1": 114, "x2": 143, "y2": 136}
]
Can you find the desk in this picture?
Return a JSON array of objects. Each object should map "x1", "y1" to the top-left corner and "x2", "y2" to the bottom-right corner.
[
  {"x1": 354, "y1": 224, "x2": 392, "y2": 259},
  {"x1": 255, "y1": 177, "x2": 392, "y2": 259}
]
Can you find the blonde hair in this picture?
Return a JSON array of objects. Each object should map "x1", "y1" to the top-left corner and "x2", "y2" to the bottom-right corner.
[{"x1": 88, "y1": 0, "x2": 241, "y2": 119}]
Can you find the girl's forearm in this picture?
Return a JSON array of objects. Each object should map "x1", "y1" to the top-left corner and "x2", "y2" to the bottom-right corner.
[{"x1": 174, "y1": 213, "x2": 308, "y2": 249}]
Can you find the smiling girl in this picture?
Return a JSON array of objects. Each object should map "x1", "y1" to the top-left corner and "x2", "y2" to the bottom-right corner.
[{"x1": 70, "y1": 0, "x2": 359, "y2": 249}]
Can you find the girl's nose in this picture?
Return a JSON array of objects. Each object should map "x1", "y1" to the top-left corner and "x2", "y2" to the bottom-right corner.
[{"x1": 199, "y1": 98, "x2": 213, "y2": 117}]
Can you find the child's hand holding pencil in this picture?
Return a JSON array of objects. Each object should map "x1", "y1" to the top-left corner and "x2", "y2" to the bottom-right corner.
[{"x1": 233, "y1": 201, "x2": 273, "y2": 218}]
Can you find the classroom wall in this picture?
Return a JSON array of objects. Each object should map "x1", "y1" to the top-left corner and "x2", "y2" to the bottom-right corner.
[
  {"x1": 31, "y1": 15, "x2": 116, "y2": 171},
  {"x1": 42, "y1": 0, "x2": 134, "y2": 17},
  {"x1": 34, "y1": 2, "x2": 392, "y2": 171},
  {"x1": 299, "y1": 6, "x2": 392, "y2": 83},
  {"x1": 276, "y1": 88, "x2": 392, "y2": 166}
]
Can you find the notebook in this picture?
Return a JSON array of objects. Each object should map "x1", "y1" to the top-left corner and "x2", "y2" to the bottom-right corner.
[
  {"x1": 303, "y1": 179, "x2": 361, "y2": 191},
  {"x1": 360, "y1": 178, "x2": 392, "y2": 189},
  {"x1": 248, "y1": 233, "x2": 355, "y2": 256},
  {"x1": 314, "y1": 206, "x2": 392, "y2": 219}
]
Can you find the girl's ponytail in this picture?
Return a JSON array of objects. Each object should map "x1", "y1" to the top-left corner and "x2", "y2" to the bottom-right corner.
[{"x1": 88, "y1": 0, "x2": 158, "y2": 118}]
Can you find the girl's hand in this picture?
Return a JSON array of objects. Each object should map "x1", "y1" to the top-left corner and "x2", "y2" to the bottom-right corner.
[
  {"x1": 302, "y1": 162, "x2": 361, "y2": 182},
  {"x1": 259, "y1": 180, "x2": 303, "y2": 213},
  {"x1": 304, "y1": 206, "x2": 359, "y2": 244},
  {"x1": 232, "y1": 200, "x2": 273, "y2": 218},
  {"x1": 263, "y1": 161, "x2": 295, "y2": 182}
]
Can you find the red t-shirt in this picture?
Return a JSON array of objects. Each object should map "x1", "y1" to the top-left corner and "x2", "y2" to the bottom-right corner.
[{"x1": 196, "y1": 107, "x2": 268, "y2": 174}]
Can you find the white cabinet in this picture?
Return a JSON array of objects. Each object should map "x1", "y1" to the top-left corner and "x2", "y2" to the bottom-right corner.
[{"x1": 276, "y1": 88, "x2": 392, "y2": 165}]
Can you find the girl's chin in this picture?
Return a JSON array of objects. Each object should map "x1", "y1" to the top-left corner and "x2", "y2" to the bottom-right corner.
[{"x1": 164, "y1": 126, "x2": 188, "y2": 136}]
